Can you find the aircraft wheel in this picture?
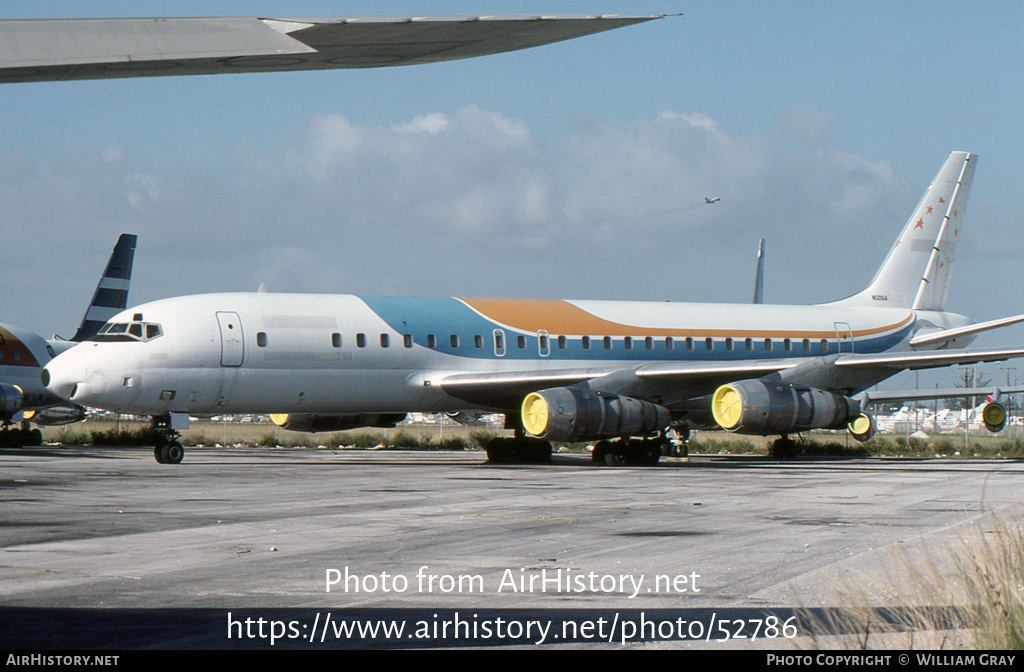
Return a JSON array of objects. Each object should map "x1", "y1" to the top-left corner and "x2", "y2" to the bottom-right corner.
[
  {"x1": 604, "y1": 444, "x2": 629, "y2": 466},
  {"x1": 592, "y1": 440, "x2": 611, "y2": 465},
  {"x1": 153, "y1": 445, "x2": 166, "y2": 464},
  {"x1": 161, "y1": 441, "x2": 184, "y2": 465},
  {"x1": 771, "y1": 437, "x2": 797, "y2": 458},
  {"x1": 639, "y1": 441, "x2": 662, "y2": 466},
  {"x1": 29, "y1": 429, "x2": 43, "y2": 446}
]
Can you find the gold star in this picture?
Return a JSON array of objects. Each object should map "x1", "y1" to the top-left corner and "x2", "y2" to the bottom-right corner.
[
  {"x1": 926, "y1": 206, "x2": 933, "y2": 214},
  {"x1": 914, "y1": 218, "x2": 924, "y2": 229},
  {"x1": 954, "y1": 210, "x2": 958, "y2": 217},
  {"x1": 938, "y1": 197, "x2": 946, "y2": 204}
]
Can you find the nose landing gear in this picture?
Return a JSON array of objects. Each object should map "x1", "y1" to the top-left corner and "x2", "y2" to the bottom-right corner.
[{"x1": 151, "y1": 415, "x2": 185, "y2": 464}]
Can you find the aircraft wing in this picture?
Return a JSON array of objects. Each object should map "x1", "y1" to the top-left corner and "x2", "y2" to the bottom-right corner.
[
  {"x1": 856, "y1": 385, "x2": 1024, "y2": 405},
  {"x1": 0, "y1": 14, "x2": 663, "y2": 84},
  {"x1": 834, "y1": 347, "x2": 1024, "y2": 370},
  {"x1": 438, "y1": 348, "x2": 1024, "y2": 409}
]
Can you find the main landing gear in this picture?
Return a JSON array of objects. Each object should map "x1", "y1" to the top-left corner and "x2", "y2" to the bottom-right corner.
[
  {"x1": 591, "y1": 437, "x2": 665, "y2": 466},
  {"x1": 151, "y1": 415, "x2": 185, "y2": 464},
  {"x1": 0, "y1": 421, "x2": 43, "y2": 447}
]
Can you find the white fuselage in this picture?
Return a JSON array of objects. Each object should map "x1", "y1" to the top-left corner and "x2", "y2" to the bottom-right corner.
[{"x1": 42, "y1": 292, "x2": 972, "y2": 417}]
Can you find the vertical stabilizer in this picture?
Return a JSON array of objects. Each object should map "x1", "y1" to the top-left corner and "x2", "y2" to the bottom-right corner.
[
  {"x1": 70, "y1": 233, "x2": 137, "y2": 342},
  {"x1": 834, "y1": 151, "x2": 975, "y2": 311},
  {"x1": 752, "y1": 238, "x2": 765, "y2": 304}
]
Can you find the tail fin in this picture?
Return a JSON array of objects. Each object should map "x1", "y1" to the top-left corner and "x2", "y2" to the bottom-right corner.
[
  {"x1": 834, "y1": 151, "x2": 975, "y2": 311},
  {"x1": 70, "y1": 233, "x2": 137, "y2": 342},
  {"x1": 752, "y1": 238, "x2": 765, "y2": 304}
]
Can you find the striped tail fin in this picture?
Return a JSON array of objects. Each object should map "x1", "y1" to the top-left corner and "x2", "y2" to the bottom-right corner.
[
  {"x1": 70, "y1": 233, "x2": 137, "y2": 342},
  {"x1": 833, "y1": 151, "x2": 975, "y2": 311}
]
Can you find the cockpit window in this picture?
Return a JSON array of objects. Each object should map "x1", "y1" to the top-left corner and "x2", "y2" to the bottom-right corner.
[{"x1": 91, "y1": 321, "x2": 164, "y2": 343}]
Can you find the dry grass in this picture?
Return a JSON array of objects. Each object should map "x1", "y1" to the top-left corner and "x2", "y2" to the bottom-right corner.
[{"x1": 799, "y1": 510, "x2": 1024, "y2": 649}]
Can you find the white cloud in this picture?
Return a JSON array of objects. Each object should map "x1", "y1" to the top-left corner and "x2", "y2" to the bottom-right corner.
[{"x1": 5, "y1": 106, "x2": 972, "y2": 333}]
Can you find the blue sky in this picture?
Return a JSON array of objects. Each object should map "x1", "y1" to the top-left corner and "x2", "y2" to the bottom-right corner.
[{"x1": 2, "y1": 1, "x2": 1024, "y2": 389}]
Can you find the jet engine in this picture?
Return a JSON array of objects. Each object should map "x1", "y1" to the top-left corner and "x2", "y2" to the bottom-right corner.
[
  {"x1": 982, "y1": 402, "x2": 1008, "y2": 433},
  {"x1": 270, "y1": 413, "x2": 406, "y2": 433},
  {"x1": 23, "y1": 405, "x2": 87, "y2": 426},
  {"x1": 712, "y1": 379, "x2": 862, "y2": 436},
  {"x1": 0, "y1": 383, "x2": 23, "y2": 420},
  {"x1": 521, "y1": 386, "x2": 671, "y2": 442}
]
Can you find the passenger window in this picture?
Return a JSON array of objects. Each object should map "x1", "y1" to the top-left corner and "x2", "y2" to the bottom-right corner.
[
  {"x1": 802, "y1": 339, "x2": 811, "y2": 352},
  {"x1": 257, "y1": 332, "x2": 268, "y2": 348},
  {"x1": 784, "y1": 338, "x2": 792, "y2": 352},
  {"x1": 332, "y1": 333, "x2": 342, "y2": 348},
  {"x1": 820, "y1": 339, "x2": 829, "y2": 353},
  {"x1": 474, "y1": 335, "x2": 484, "y2": 349},
  {"x1": 557, "y1": 335, "x2": 567, "y2": 350},
  {"x1": 517, "y1": 335, "x2": 527, "y2": 349},
  {"x1": 356, "y1": 333, "x2": 366, "y2": 348},
  {"x1": 745, "y1": 338, "x2": 753, "y2": 351},
  {"x1": 582, "y1": 336, "x2": 591, "y2": 350},
  {"x1": 624, "y1": 337, "x2": 633, "y2": 351},
  {"x1": 538, "y1": 331, "x2": 550, "y2": 357},
  {"x1": 604, "y1": 336, "x2": 613, "y2": 350},
  {"x1": 764, "y1": 338, "x2": 773, "y2": 352},
  {"x1": 685, "y1": 337, "x2": 694, "y2": 351},
  {"x1": 426, "y1": 334, "x2": 437, "y2": 349},
  {"x1": 644, "y1": 337, "x2": 654, "y2": 351},
  {"x1": 493, "y1": 330, "x2": 506, "y2": 357},
  {"x1": 404, "y1": 334, "x2": 413, "y2": 349},
  {"x1": 380, "y1": 334, "x2": 390, "y2": 348},
  {"x1": 725, "y1": 338, "x2": 734, "y2": 352},
  {"x1": 450, "y1": 334, "x2": 460, "y2": 349},
  {"x1": 664, "y1": 337, "x2": 674, "y2": 351},
  {"x1": 705, "y1": 338, "x2": 714, "y2": 351}
]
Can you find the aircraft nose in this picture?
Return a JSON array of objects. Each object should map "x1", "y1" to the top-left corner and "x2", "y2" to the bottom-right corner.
[{"x1": 42, "y1": 355, "x2": 87, "y2": 403}]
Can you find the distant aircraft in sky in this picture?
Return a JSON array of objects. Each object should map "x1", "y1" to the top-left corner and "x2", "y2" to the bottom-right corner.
[
  {"x1": 0, "y1": 14, "x2": 665, "y2": 84},
  {"x1": 1, "y1": 234, "x2": 136, "y2": 446},
  {"x1": 42, "y1": 152, "x2": 1024, "y2": 465},
  {"x1": 704, "y1": 197, "x2": 721, "y2": 204}
]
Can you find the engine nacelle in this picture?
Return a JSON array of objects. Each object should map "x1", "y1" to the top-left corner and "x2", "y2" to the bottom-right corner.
[
  {"x1": 521, "y1": 387, "x2": 671, "y2": 442},
  {"x1": 270, "y1": 413, "x2": 406, "y2": 433},
  {"x1": 712, "y1": 379, "x2": 861, "y2": 435},
  {"x1": 0, "y1": 383, "x2": 24, "y2": 420},
  {"x1": 24, "y1": 405, "x2": 87, "y2": 426},
  {"x1": 982, "y1": 402, "x2": 1008, "y2": 433}
]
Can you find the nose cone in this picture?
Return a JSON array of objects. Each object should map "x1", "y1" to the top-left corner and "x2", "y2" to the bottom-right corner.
[{"x1": 43, "y1": 351, "x2": 89, "y2": 403}]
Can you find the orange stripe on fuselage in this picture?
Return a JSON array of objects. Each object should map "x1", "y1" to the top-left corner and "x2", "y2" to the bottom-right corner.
[
  {"x1": 457, "y1": 298, "x2": 914, "y2": 339},
  {"x1": 0, "y1": 327, "x2": 41, "y2": 368}
]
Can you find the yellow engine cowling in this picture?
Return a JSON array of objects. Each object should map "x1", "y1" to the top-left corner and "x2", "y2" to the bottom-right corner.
[
  {"x1": 271, "y1": 413, "x2": 406, "y2": 433},
  {"x1": 712, "y1": 379, "x2": 861, "y2": 436},
  {"x1": 521, "y1": 387, "x2": 671, "y2": 442}
]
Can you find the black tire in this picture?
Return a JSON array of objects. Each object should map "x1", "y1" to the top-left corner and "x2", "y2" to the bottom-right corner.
[
  {"x1": 604, "y1": 445, "x2": 629, "y2": 466},
  {"x1": 592, "y1": 440, "x2": 611, "y2": 465},
  {"x1": 154, "y1": 445, "x2": 166, "y2": 463},
  {"x1": 29, "y1": 429, "x2": 43, "y2": 446},
  {"x1": 160, "y1": 441, "x2": 184, "y2": 464}
]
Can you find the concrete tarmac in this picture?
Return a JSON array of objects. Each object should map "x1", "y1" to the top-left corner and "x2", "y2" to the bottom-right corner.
[{"x1": 2, "y1": 445, "x2": 1022, "y2": 648}]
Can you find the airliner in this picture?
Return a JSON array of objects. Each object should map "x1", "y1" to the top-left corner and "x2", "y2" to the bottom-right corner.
[
  {"x1": 42, "y1": 152, "x2": 1024, "y2": 465},
  {"x1": 1, "y1": 234, "x2": 136, "y2": 446}
]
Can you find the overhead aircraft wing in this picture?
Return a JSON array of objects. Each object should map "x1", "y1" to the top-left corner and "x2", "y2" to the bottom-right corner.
[{"x1": 0, "y1": 14, "x2": 664, "y2": 84}]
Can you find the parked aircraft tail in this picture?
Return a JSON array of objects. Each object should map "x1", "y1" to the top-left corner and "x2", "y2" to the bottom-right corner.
[
  {"x1": 832, "y1": 151, "x2": 975, "y2": 311},
  {"x1": 70, "y1": 233, "x2": 137, "y2": 342}
]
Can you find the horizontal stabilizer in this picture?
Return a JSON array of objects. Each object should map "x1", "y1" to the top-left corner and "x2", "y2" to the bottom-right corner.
[{"x1": 909, "y1": 313, "x2": 1024, "y2": 348}]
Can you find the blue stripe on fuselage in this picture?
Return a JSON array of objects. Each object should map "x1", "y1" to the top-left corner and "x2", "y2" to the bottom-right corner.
[{"x1": 357, "y1": 295, "x2": 914, "y2": 363}]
